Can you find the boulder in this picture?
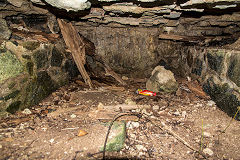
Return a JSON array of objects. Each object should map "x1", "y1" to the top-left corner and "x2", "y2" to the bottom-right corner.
[
  {"x1": 146, "y1": 66, "x2": 178, "y2": 93},
  {"x1": 44, "y1": 0, "x2": 91, "y2": 12}
]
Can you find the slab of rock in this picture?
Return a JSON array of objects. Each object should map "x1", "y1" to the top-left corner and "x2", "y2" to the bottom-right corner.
[
  {"x1": 97, "y1": 104, "x2": 151, "y2": 111},
  {"x1": 100, "y1": 121, "x2": 126, "y2": 152},
  {"x1": 146, "y1": 66, "x2": 178, "y2": 93},
  {"x1": 0, "y1": 19, "x2": 11, "y2": 40},
  {"x1": 45, "y1": 0, "x2": 91, "y2": 11}
]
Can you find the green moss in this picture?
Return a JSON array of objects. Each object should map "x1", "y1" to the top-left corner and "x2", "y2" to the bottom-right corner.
[
  {"x1": 6, "y1": 101, "x2": 21, "y2": 114},
  {"x1": 22, "y1": 41, "x2": 40, "y2": 50},
  {"x1": 0, "y1": 50, "x2": 24, "y2": 83},
  {"x1": 100, "y1": 121, "x2": 126, "y2": 152},
  {"x1": 22, "y1": 71, "x2": 56, "y2": 108}
]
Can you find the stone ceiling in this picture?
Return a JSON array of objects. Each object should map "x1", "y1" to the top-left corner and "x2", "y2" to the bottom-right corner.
[
  {"x1": 1, "y1": 0, "x2": 240, "y2": 28},
  {"x1": 30, "y1": 0, "x2": 240, "y2": 11}
]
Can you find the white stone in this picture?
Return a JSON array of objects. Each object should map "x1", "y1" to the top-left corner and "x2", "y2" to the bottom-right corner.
[
  {"x1": 136, "y1": 145, "x2": 146, "y2": 151},
  {"x1": 131, "y1": 122, "x2": 140, "y2": 128},
  {"x1": 138, "y1": 151, "x2": 144, "y2": 156},
  {"x1": 203, "y1": 148, "x2": 214, "y2": 156},
  {"x1": 49, "y1": 138, "x2": 54, "y2": 144},
  {"x1": 129, "y1": 133, "x2": 136, "y2": 138},
  {"x1": 22, "y1": 108, "x2": 32, "y2": 115},
  {"x1": 182, "y1": 111, "x2": 187, "y2": 118},
  {"x1": 0, "y1": 144, "x2": 2, "y2": 149},
  {"x1": 173, "y1": 110, "x2": 180, "y2": 116},
  {"x1": 127, "y1": 122, "x2": 140, "y2": 129},
  {"x1": 70, "y1": 114, "x2": 77, "y2": 118},
  {"x1": 31, "y1": 0, "x2": 45, "y2": 5},
  {"x1": 97, "y1": 102, "x2": 104, "y2": 110},
  {"x1": 152, "y1": 105, "x2": 160, "y2": 111},
  {"x1": 45, "y1": 0, "x2": 91, "y2": 11},
  {"x1": 42, "y1": 128, "x2": 47, "y2": 131},
  {"x1": 207, "y1": 100, "x2": 216, "y2": 107},
  {"x1": 122, "y1": 76, "x2": 129, "y2": 80},
  {"x1": 19, "y1": 123, "x2": 24, "y2": 129},
  {"x1": 203, "y1": 132, "x2": 211, "y2": 138}
]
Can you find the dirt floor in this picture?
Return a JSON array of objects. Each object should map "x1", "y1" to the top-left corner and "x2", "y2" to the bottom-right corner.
[{"x1": 0, "y1": 77, "x2": 240, "y2": 160}]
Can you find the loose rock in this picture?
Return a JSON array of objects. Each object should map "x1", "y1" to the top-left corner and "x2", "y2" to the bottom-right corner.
[
  {"x1": 127, "y1": 121, "x2": 140, "y2": 129},
  {"x1": 22, "y1": 108, "x2": 32, "y2": 115},
  {"x1": 146, "y1": 66, "x2": 178, "y2": 93},
  {"x1": 203, "y1": 148, "x2": 214, "y2": 156},
  {"x1": 203, "y1": 132, "x2": 211, "y2": 138},
  {"x1": 70, "y1": 114, "x2": 77, "y2": 118},
  {"x1": 152, "y1": 105, "x2": 160, "y2": 111}
]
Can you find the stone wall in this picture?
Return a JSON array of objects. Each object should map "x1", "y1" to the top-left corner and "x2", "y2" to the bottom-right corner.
[
  {"x1": 191, "y1": 48, "x2": 240, "y2": 117},
  {"x1": 0, "y1": 40, "x2": 78, "y2": 117}
]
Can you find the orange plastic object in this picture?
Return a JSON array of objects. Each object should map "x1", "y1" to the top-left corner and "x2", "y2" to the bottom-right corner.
[{"x1": 136, "y1": 89, "x2": 156, "y2": 96}]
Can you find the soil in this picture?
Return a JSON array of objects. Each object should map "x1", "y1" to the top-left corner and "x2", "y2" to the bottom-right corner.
[{"x1": 0, "y1": 77, "x2": 240, "y2": 160}]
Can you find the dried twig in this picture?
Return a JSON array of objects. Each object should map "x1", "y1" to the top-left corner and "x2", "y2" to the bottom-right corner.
[{"x1": 148, "y1": 117, "x2": 207, "y2": 159}]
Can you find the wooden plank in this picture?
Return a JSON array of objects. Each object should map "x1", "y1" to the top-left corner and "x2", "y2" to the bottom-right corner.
[
  {"x1": 159, "y1": 34, "x2": 205, "y2": 43},
  {"x1": 104, "y1": 63, "x2": 127, "y2": 86},
  {"x1": 57, "y1": 19, "x2": 93, "y2": 88},
  {"x1": 88, "y1": 110, "x2": 139, "y2": 121}
]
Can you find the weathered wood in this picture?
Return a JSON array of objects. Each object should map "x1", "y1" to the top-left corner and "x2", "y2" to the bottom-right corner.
[
  {"x1": 97, "y1": 104, "x2": 151, "y2": 111},
  {"x1": 88, "y1": 110, "x2": 139, "y2": 121},
  {"x1": 104, "y1": 63, "x2": 127, "y2": 86},
  {"x1": 159, "y1": 34, "x2": 205, "y2": 43},
  {"x1": 57, "y1": 19, "x2": 93, "y2": 88}
]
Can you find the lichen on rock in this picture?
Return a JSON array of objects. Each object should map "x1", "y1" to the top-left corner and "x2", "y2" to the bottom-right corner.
[{"x1": 0, "y1": 47, "x2": 24, "y2": 84}]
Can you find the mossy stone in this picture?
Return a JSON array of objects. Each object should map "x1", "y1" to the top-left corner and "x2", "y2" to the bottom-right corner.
[
  {"x1": 33, "y1": 49, "x2": 49, "y2": 69},
  {"x1": 26, "y1": 61, "x2": 34, "y2": 76},
  {"x1": 22, "y1": 41, "x2": 40, "y2": 50},
  {"x1": 62, "y1": 59, "x2": 79, "y2": 77},
  {"x1": 227, "y1": 55, "x2": 240, "y2": 87},
  {"x1": 207, "y1": 50, "x2": 224, "y2": 73},
  {"x1": 3, "y1": 90, "x2": 20, "y2": 101},
  {"x1": 6, "y1": 101, "x2": 21, "y2": 114},
  {"x1": 203, "y1": 77, "x2": 240, "y2": 118},
  {"x1": 0, "y1": 50, "x2": 24, "y2": 83},
  {"x1": 100, "y1": 121, "x2": 126, "y2": 152},
  {"x1": 22, "y1": 71, "x2": 56, "y2": 107},
  {"x1": 51, "y1": 47, "x2": 63, "y2": 67}
]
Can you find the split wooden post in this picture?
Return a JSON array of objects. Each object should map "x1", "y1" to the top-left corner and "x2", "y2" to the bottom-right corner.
[{"x1": 57, "y1": 19, "x2": 93, "y2": 88}]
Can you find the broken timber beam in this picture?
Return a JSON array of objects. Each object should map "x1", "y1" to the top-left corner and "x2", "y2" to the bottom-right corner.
[
  {"x1": 57, "y1": 19, "x2": 93, "y2": 88},
  {"x1": 159, "y1": 34, "x2": 205, "y2": 43}
]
